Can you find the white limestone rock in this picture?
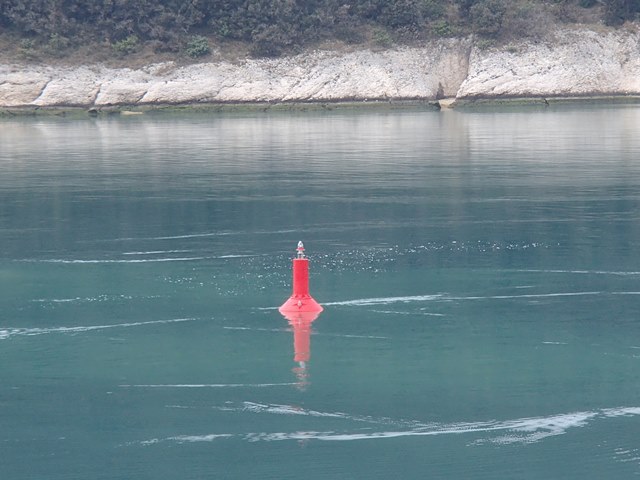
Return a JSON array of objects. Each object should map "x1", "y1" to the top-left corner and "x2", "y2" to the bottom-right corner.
[
  {"x1": 0, "y1": 67, "x2": 50, "y2": 106},
  {"x1": 457, "y1": 29, "x2": 640, "y2": 98},
  {"x1": 2, "y1": 27, "x2": 640, "y2": 108},
  {"x1": 31, "y1": 66, "x2": 101, "y2": 106},
  {"x1": 95, "y1": 67, "x2": 156, "y2": 106}
]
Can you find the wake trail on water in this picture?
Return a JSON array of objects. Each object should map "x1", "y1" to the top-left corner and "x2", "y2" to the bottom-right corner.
[
  {"x1": 19, "y1": 257, "x2": 206, "y2": 264},
  {"x1": 122, "y1": 249, "x2": 194, "y2": 255},
  {"x1": 85, "y1": 222, "x2": 399, "y2": 243},
  {"x1": 323, "y1": 295, "x2": 444, "y2": 307},
  {"x1": 371, "y1": 310, "x2": 445, "y2": 317},
  {"x1": 257, "y1": 290, "x2": 635, "y2": 313},
  {"x1": 518, "y1": 269, "x2": 640, "y2": 276},
  {"x1": 16, "y1": 254, "x2": 258, "y2": 264},
  {"x1": 0, "y1": 318, "x2": 196, "y2": 340},
  {"x1": 135, "y1": 405, "x2": 640, "y2": 446},
  {"x1": 120, "y1": 383, "x2": 297, "y2": 389},
  {"x1": 14, "y1": 251, "x2": 266, "y2": 265},
  {"x1": 323, "y1": 291, "x2": 609, "y2": 307},
  {"x1": 31, "y1": 294, "x2": 163, "y2": 305},
  {"x1": 88, "y1": 227, "x2": 312, "y2": 243}
]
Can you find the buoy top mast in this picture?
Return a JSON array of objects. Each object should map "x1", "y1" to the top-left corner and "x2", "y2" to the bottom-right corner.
[{"x1": 296, "y1": 241, "x2": 305, "y2": 259}]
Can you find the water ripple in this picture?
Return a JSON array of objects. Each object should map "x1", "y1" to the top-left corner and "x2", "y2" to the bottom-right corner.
[
  {"x1": 325, "y1": 291, "x2": 604, "y2": 307},
  {"x1": 518, "y1": 269, "x2": 640, "y2": 276},
  {"x1": 0, "y1": 318, "x2": 196, "y2": 340},
  {"x1": 133, "y1": 404, "x2": 640, "y2": 446},
  {"x1": 120, "y1": 383, "x2": 297, "y2": 389}
]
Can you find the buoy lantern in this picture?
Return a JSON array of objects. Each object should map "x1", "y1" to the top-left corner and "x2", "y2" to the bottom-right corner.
[{"x1": 279, "y1": 241, "x2": 323, "y2": 314}]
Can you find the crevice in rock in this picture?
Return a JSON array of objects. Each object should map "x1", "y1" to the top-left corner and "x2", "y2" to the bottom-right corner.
[
  {"x1": 451, "y1": 40, "x2": 475, "y2": 99},
  {"x1": 91, "y1": 83, "x2": 103, "y2": 106},
  {"x1": 132, "y1": 90, "x2": 148, "y2": 105},
  {"x1": 33, "y1": 79, "x2": 51, "y2": 103}
]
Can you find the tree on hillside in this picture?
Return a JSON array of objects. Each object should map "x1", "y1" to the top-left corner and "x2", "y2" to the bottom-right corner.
[
  {"x1": 0, "y1": 0, "x2": 638, "y2": 58},
  {"x1": 469, "y1": 0, "x2": 506, "y2": 36},
  {"x1": 603, "y1": 0, "x2": 640, "y2": 24}
]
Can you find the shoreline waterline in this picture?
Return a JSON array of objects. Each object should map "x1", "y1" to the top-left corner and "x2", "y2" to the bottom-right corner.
[{"x1": 3, "y1": 95, "x2": 640, "y2": 118}]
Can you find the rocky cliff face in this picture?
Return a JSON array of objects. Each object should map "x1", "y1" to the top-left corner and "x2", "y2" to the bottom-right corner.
[
  {"x1": 459, "y1": 28, "x2": 640, "y2": 99},
  {"x1": 1, "y1": 27, "x2": 639, "y2": 109}
]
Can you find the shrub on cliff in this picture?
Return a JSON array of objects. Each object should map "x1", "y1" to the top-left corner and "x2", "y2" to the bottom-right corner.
[
  {"x1": 46, "y1": 33, "x2": 71, "y2": 57},
  {"x1": 603, "y1": 0, "x2": 640, "y2": 25},
  {"x1": 470, "y1": 0, "x2": 507, "y2": 37},
  {"x1": 112, "y1": 35, "x2": 140, "y2": 55},
  {"x1": 501, "y1": 1, "x2": 554, "y2": 40},
  {"x1": 185, "y1": 35, "x2": 210, "y2": 58}
]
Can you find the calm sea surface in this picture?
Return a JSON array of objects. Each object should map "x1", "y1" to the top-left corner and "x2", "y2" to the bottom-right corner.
[{"x1": 1, "y1": 106, "x2": 640, "y2": 479}]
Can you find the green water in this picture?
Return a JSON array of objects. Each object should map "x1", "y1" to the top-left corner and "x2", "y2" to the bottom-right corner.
[{"x1": 1, "y1": 107, "x2": 640, "y2": 479}]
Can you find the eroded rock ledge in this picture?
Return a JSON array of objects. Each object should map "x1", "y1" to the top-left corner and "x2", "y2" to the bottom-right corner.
[{"x1": 1, "y1": 27, "x2": 640, "y2": 111}]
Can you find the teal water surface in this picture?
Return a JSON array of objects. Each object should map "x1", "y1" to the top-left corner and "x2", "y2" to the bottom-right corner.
[{"x1": 1, "y1": 107, "x2": 640, "y2": 479}]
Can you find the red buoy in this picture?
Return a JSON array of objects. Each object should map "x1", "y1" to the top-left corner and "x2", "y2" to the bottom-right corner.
[{"x1": 279, "y1": 241, "x2": 323, "y2": 314}]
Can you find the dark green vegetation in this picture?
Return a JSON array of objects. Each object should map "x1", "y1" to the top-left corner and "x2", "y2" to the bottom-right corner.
[{"x1": 1, "y1": 0, "x2": 639, "y2": 61}]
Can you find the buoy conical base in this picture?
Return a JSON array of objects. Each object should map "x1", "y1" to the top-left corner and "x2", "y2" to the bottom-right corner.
[{"x1": 279, "y1": 295, "x2": 324, "y2": 314}]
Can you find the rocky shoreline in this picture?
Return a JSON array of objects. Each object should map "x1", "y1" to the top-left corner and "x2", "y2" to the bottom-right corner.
[{"x1": 2, "y1": 26, "x2": 640, "y2": 115}]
